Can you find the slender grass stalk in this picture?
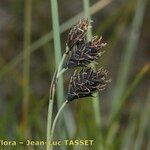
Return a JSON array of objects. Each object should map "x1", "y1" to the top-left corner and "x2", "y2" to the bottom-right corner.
[
  {"x1": 47, "y1": 1, "x2": 68, "y2": 148},
  {"x1": 46, "y1": 56, "x2": 67, "y2": 150},
  {"x1": 46, "y1": 100, "x2": 54, "y2": 149},
  {"x1": 110, "y1": 0, "x2": 148, "y2": 123},
  {"x1": 50, "y1": 101, "x2": 68, "y2": 150},
  {"x1": 46, "y1": 70, "x2": 57, "y2": 150},
  {"x1": 83, "y1": 0, "x2": 101, "y2": 127},
  {"x1": 50, "y1": 0, "x2": 64, "y2": 107},
  {"x1": 0, "y1": 0, "x2": 112, "y2": 80},
  {"x1": 22, "y1": 0, "x2": 32, "y2": 138}
]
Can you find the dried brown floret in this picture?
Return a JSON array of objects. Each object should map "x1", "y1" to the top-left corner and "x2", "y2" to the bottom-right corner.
[
  {"x1": 66, "y1": 18, "x2": 91, "y2": 51},
  {"x1": 67, "y1": 68, "x2": 111, "y2": 101},
  {"x1": 66, "y1": 36, "x2": 106, "y2": 68}
]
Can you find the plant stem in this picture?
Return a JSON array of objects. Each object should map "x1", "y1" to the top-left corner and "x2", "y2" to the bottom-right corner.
[
  {"x1": 50, "y1": 0, "x2": 64, "y2": 108},
  {"x1": 46, "y1": 100, "x2": 54, "y2": 150},
  {"x1": 49, "y1": 0, "x2": 67, "y2": 149},
  {"x1": 50, "y1": 101, "x2": 68, "y2": 150},
  {"x1": 22, "y1": 0, "x2": 32, "y2": 138},
  {"x1": 46, "y1": 70, "x2": 57, "y2": 150},
  {"x1": 83, "y1": 0, "x2": 101, "y2": 127},
  {"x1": 46, "y1": 55, "x2": 67, "y2": 150}
]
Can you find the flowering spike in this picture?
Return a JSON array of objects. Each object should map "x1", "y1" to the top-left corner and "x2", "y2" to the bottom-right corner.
[
  {"x1": 67, "y1": 68, "x2": 111, "y2": 101},
  {"x1": 66, "y1": 36, "x2": 106, "y2": 68},
  {"x1": 66, "y1": 18, "x2": 90, "y2": 51}
]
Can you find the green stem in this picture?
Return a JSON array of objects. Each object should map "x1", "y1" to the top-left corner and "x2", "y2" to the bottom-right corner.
[
  {"x1": 22, "y1": 0, "x2": 32, "y2": 137},
  {"x1": 46, "y1": 52, "x2": 68, "y2": 150},
  {"x1": 46, "y1": 71, "x2": 57, "y2": 150},
  {"x1": 50, "y1": 101, "x2": 68, "y2": 150},
  {"x1": 46, "y1": 100, "x2": 54, "y2": 150}
]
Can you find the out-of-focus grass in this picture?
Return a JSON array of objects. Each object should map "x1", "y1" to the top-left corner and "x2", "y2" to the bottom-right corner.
[
  {"x1": 21, "y1": 0, "x2": 32, "y2": 139},
  {"x1": 96, "y1": 0, "x2": 136, "y2": 67},
  {"x1": 83, "y1": 0, "x2": 92, "y2": 40},
  {"x1": 105, "y1": 64, "x2": 149, "y2": 149},
  {"x1": 134, "y1": 86, "x2": 150, "y2": 150},
  {"x1": 121, "y1": 120, "x2": 137, "y2": 150},
  {"x1": 110, "y1": 0, "x2": 148, "y2": 123},
  {"x1": 110, "y1": 64, "x2": 149, "y2": 124}
]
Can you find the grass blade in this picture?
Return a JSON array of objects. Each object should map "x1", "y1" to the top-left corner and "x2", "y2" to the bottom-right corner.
[
  {"x1": 50, "y1": 0, "x2": 64, "y2": 107},
  {"x1": 46, "y1": 1, "x2": 67, "y2": 150},
  {"x1": 20, "y1": 0, "x2": 32, "y2": 138}
]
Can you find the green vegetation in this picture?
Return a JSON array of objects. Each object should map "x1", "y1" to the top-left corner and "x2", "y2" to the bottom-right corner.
[{"x1": 0, "y1": 0, "x2": 149, "y2": 150}]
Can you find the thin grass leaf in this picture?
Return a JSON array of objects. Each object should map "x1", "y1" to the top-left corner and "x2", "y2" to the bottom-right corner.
[
  {"x1": 50, "y1": 0, "x2": 64, "y2": 107},
  {"x1": 110, "y1": 0, "x2": 148, "y2": 123},
  {"x1": 47, "y1": 0, "x2": 65, "y2": 149},
  {"x1": 21, "y1": 0, "x2": 32, "y2": 138},
  {"x1": 46, "y1": 1, "x2": 68, "y2": 150}
]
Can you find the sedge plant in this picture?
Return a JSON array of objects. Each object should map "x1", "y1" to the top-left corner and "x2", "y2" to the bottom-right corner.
[{"x1": 46, "y1": 19, "x2": 111, "y2": 150}]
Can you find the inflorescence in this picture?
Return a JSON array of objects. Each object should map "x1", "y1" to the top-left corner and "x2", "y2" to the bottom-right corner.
[{"x1": 65, "y1": 18, "x2": 111, "y2": 102}]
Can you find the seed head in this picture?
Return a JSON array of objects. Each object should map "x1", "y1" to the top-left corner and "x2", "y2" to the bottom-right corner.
[
  {"x1": 67, "y1": 68, "x2": 111, "y2": 101},
  {"x1": 66, "y1": 36, "x2": 106, "y2": 68},
  {"x1": 66, "y1": 18, "x2": 91, "y2": 51}
]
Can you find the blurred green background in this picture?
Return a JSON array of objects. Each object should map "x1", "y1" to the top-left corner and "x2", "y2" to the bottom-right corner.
[{"x1": 0, "y1": 0, "x2": 150, "y2": 150}]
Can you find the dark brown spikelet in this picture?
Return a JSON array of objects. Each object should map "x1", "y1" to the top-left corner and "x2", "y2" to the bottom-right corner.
[
  {"x1": 66, "y1": 18, "x2": 90, "y2": 51},
  {"x1": 66, "y1": 36, "x2": 106, "y2": 68},
  {"x1": 67, "y1": 68, "x2": 111, "y2": 101}
]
